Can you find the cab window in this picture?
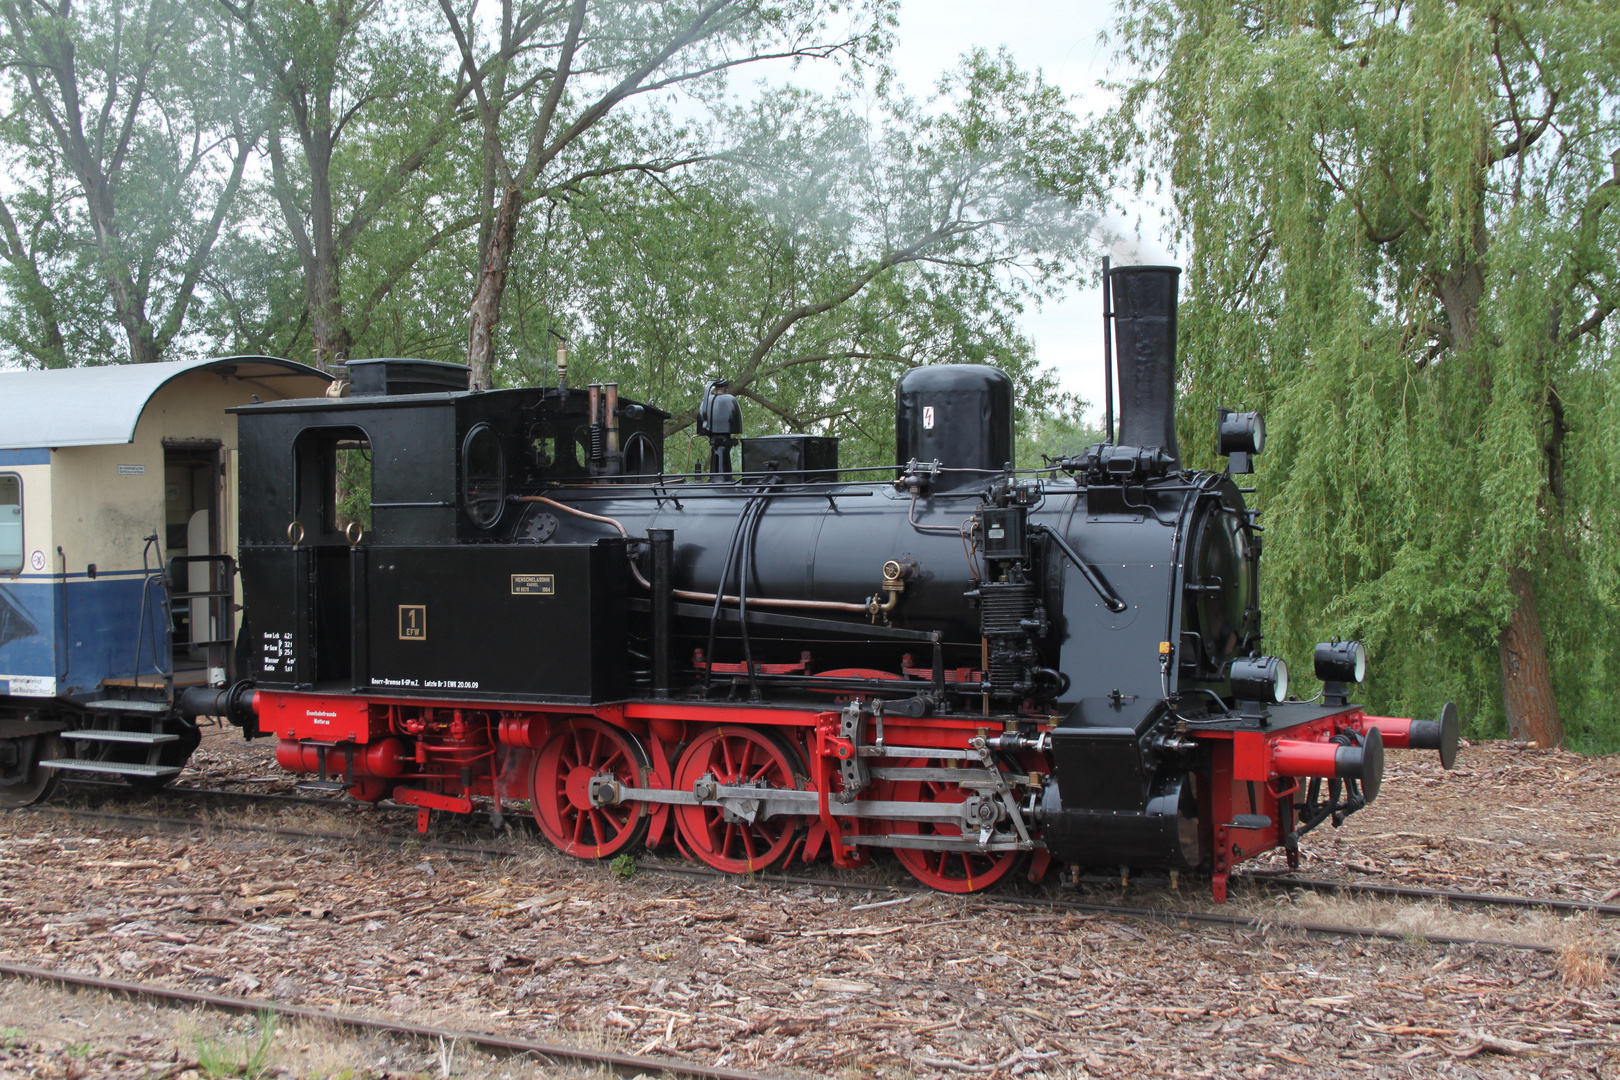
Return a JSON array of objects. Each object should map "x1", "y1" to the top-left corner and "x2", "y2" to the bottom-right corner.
[
  {"x1": 0, "y1": 475, "x2": 20, "y2": 573},
  {"x1": 293, "y1": 427, "x2": 372, "y2": 536},
  {"x1": 462, "y1": 424, "x2": 505, "y2": 528}
]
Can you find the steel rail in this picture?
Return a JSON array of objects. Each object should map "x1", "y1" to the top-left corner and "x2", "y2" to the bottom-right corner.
[
  {"x1": 1237, "y1": 871, "x2": 1620, "y2": 917},
  {"x1": 642, "y1": 864, "x2": 1620, "y2": 961},
  {"x1": 0, "y1": 962, "x2": 782, "y2": 1080},
  {"x1": 61, "y1": 778, "x2": 415, "y2": 812},
  {"x1": 17, "y1": 805, "x2": 1618, "y2": 961},
  {"x1": 21, "y1": 804, "x2": 517, "y2": 860}
]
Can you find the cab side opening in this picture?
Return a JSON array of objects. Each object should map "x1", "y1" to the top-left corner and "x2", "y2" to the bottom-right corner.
[{"x1": 294, "y1": 426, "x2": 372, "y2": 686}]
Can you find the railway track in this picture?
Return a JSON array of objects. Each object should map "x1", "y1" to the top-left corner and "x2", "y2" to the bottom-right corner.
[
  {"x1": 56, "y1": 778, "x2": 1620, "y2": 918},
  {"x1": 16, "y1": 802, "x2": 1619, "y2": 961},
  {"x1": 0, "y1": 961, "x2": 781, "y2": 1080},
  {"x1": 1238, "y1": 871, "x2": 1620, "y2": 918},
  {"x1": 61, "y1": 777, "x2": 413, "y2": 811}
]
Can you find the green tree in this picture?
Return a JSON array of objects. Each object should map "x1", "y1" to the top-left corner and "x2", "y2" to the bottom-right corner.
[
  {"x1": 496, "y1": 53, "x2": 1103, "y2": 465},
  {"x1": 0, "y1": 158, "x2": 78, "y2": 367},
  {"x1": 443, "y1": 0, "x2": 895, "y2": 389},
  {"x1": 1116, "y1": 0, "x2": 1620, "y2": 749},
  {"x1": 0, "y1": 0, "x2": 260, "y2": 364},
  {"x1": 217, "y1": 0, "x2": 478, "y2": 367}
]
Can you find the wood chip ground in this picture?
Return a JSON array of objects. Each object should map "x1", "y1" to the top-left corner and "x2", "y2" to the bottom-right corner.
[{"x1": 0, "y1": 729, "x2": 1615, "y2": 1079}]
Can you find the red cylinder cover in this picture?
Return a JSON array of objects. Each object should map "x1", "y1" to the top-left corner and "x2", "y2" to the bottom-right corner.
[
  {"x1": 276, "y1": 737, "x2": 408, "y2": 778},
  {"x1": 497, "y1": 714, "x2": 550, "y2": 748}
]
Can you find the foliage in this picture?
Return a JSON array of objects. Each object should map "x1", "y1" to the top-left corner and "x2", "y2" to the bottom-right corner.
[
  {"x1": 493, "y1": 52, "x2": 1102, "y2": 468},
  {"x1": 1114, "y1": 0, "x2": 1620, "y2": 750},
  {"x1": 1017, "y1": 400, "x2": 1104, "y2": 469},
  {"x1": 0, "y1": 0, "x2": 261, "y2": 366},
  {"x1": 446, "y1": 0, "x2": 899, "y2": 387},
  {"x1": 335, "y1": 444, "x2": 372, "y2": 532},
  {"x1": 0, "y1": 4, "x2": 1102, "y2": 478},
  {"x1": 217, "y1": 0, "x2": 471, "y2": 366}
]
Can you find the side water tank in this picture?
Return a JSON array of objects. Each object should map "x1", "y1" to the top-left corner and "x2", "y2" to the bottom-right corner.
[{"x1": 895, "y1": 365, "x2": 1014, "y2": 490}]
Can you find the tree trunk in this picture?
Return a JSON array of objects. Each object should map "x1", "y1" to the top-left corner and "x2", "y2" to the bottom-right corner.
[
  {"x1": 1497, "y1": 565, "x2": 1565, "y2": 747},
  {"x1": 306, "y1": 257, "x2": 351, "y2": 370},
  {"x1": 83, "y1": 185, "x2": 161, "y2": 363},
  {"x1": 466, "y1": 185, "x2": 522, "y2": 390},
  {"x1": 303, "y1": 136, "x2": 350, "y2": 370},
  {"x1": 1440, "y1": 206, "x2": 1565, "y2": 749}
]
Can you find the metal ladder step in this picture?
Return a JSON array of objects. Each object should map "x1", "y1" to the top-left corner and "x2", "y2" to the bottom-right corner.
[
  {"x1": 1228, "y1": 814, "x2": 1274, "y2": 830},
  {"x1": 41, "y1": 760, "x2": 182, "y2": 778},
  {"x1": 81, "y1": 699, "x2": 171, "y2": 715},
  {"x1": 61, "y1": 729, "x2": 179, "y2": 745}
]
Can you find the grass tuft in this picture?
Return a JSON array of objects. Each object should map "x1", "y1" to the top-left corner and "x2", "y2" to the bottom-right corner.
[{"x1": 193, "y1": 1009, "x2": 278, "y2": 1079}]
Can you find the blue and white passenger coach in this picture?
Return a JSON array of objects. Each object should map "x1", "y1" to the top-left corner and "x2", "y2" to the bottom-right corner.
[{"x1": 0, "y1": 356, "x2": 329, "y2": 804}]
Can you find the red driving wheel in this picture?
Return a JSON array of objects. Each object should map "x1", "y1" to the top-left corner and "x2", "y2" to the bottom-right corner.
[
  {"x1": 882, "y1": 758, "x2": 1020, "y2": 893},
  {"x1": 531, "y1": 718, "x2": 650, "y2": 859},
  {"x1": 674, "y1": 726, "x2": 803, "y2": 873}
]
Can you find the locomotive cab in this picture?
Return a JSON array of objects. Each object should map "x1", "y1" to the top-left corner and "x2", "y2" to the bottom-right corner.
[{"x1": 232, "y1": 361, "x2": 670, "y2": 705}]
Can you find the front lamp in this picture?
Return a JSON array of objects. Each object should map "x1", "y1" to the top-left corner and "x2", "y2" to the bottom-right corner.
[
  {"x1": 1229, "y1": 655, "x2": 1288, "y2": 704},
  {"x1": 1314, "y1": 640, "x2": 1368, "y2": 684},
  {"x1": 1217, "y1": 408, "x2": 1265, "y2": 474}
]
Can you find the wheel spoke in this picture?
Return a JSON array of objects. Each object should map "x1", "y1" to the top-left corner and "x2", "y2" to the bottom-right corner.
[
  {"x1": 673, "y1": 728, "x2": 800, "y2": 874},
  {"x1": 884, "y1": 758, "x2": 1017, "y2": 894},
  {"x1": 532, "y1": 721, "x2": 647, "y2": 860}
]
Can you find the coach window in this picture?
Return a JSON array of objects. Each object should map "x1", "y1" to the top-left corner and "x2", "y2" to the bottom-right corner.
[
  {"x1": 0, "y1": 476, "x2": 20, "y2": 574},
  {"x1": 462, "y1": 423, "x2": 505, "y2": 528}
]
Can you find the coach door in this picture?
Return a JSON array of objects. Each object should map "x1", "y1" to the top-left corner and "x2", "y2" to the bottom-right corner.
[{"x1": 163, "y1": 440, "x2": 229, "y2": 686}]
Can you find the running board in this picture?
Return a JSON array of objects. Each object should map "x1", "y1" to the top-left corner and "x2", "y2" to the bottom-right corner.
[
  {"x1": 40, "y1": 760, "x2": 182, "y2": 778},
  {"x1": 80, "y1": 699, "x2": 172, "y2": 715},
  {"x1": 61, "y1": 729, "x2": 179, "y2": 745}
]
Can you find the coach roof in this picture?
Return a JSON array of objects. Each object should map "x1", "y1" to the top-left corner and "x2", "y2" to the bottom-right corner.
[{"x1": 0, "y1": 355, "x2": 330, "y2": 451}]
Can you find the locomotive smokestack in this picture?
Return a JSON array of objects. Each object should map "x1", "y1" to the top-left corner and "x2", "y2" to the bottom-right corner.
[{"x1": 1108, "y1": 265, "x2": 1181, "y2": 465}]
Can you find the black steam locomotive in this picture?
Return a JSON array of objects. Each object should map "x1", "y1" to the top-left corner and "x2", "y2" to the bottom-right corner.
[{"x1": 184, "y1": 264, "x2": 1455, "y2": 899}]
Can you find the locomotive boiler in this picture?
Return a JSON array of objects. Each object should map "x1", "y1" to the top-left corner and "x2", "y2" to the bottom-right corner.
[{"x1": 186, "y1": 264, "x2": 1457, "y2": 899}]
